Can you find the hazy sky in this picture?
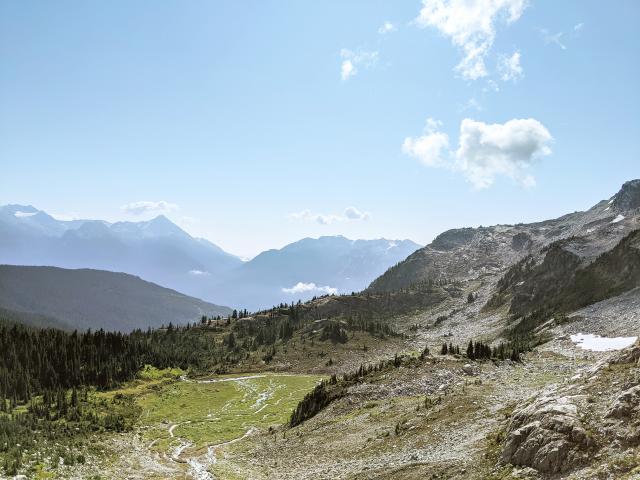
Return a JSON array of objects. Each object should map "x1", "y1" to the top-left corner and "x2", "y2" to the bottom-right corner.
[{"x1": 1, "y1": 1, "x2": 639, "y2": 258}]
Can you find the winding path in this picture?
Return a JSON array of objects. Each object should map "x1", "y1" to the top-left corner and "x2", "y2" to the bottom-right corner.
[{"x1": 164, "y1": 375, "x2": 281, "y2": 479}]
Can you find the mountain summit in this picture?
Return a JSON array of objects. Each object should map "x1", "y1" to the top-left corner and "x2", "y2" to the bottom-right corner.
[
  {"x1": 0, "y1": 206, "x2": 243, "y2": 299},
  {"x1": 612, "y1": 179, "x2": 640, "y2": 211},
  {"x1": 368, "y1": 179, "x2": 640, "y2": 293}
]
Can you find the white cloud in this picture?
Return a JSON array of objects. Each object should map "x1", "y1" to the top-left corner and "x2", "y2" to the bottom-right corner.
[
  {"x1": 415, "y1": 0, "x2": 528, "y2": 80},
  {"x1": 121, "y1": 200, "x2": 179, "y2": 216},
  {"x1": 402, "y1": 118, "x2": 450, "y2": 167},
  {"x1": 378, "y1": 21, "x2": 397, "y2": 34},
  {"x1": 288, "y1": 209, "x2": 340, "y2": 225},
  {"x1": 340, "y1": 49, "x2": 379, "y2": 81},
  {"x1": 50, "y1": 212, "x2": 79, "y2": 221},
  {"x1": 498, "y1": 50, "x2": 523, "y2": 81},
  {"x1": 344, "y1": 206, "x2": 371, "y2": 221},
  {"x1": 14, "y1": 211, "x2": 37, "y2": 218},
  {"x1": 461, "y1": 97, "x2": 483, "y2": 112},
  {"x1": 403, "y1": 117, "x2": 552, "y2": 188},
  {"x1": 288, "y1": 207, "x2": 371, "y2": 225},
  {"x1": 341, "y1": 60, "x2": 356, "y2": 81},
  {"x1": 188, "y1": 270, "x2": 210, "y2": 276},
  {"x1": 484, "y1": 79, "x2": 500, "y2": 92},
  {"x1": 540, "y1": 28, "x2": 566, "y2": 50},
  {"x1": 282, "y1": 282, "x2": 338, "y2": 295},
  {"x1": 455, "y1": 118, "x2": 552, "y2": 188},
  {"x1": 541, "y1": 23, "x2": 584, "y2": 50}
]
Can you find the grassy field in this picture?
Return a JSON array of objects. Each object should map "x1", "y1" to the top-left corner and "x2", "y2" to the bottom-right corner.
[
  {"x1": 3, "y1": 368, "x2": 321, "y2": 479},
  {"x1": 128, "y1": 371, "x2": 322, "y2": 457}
]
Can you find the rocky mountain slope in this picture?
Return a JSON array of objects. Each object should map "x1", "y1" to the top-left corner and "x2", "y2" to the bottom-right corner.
[
  {"x1": 368, "y1": 180, "x2": 640, "y2": 297},
  {"x1": 3, "y1": 181, "x2": 639, "y2": 480},
  {"x1": 210, "y1": 179, "x2": 639, "y2": 480},
  {"x1": 490, "y1": 228, "x2": 640, "y2": 316},
  {"x1": 501, "y1": 340, "x2": 640, "y2": 478},
  {"x1": 0, "y1": 265, "x2": 231, "y2": 331}
]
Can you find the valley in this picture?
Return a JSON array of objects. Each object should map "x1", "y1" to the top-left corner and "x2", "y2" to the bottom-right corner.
[
  {"x1": 1, "y1": 180, "x2": 639, "y2": 480},
  {"x1": 58, "y1": 369, "x2": 323, "y2": 480},
  {"x1": 0, "y1": 206, "x2": 421, "y2": 311},
  {"x1": 3, "y1": 2, "x2": 638, "y2": 478}
]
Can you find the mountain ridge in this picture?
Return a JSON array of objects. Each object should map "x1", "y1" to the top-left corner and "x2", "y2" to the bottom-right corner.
[
  {"x1": 0, "y1": 206, "x2": 421, "y2": 309},
  {"x1": 0, "y1": 264, "x2": 232, "y2": 331},
  {"x1": 367, "y1": 179, "x2": 640, "y2": 295},
  {"x1": 209, "y1": 235, "x2": 421, "y2": 309}
]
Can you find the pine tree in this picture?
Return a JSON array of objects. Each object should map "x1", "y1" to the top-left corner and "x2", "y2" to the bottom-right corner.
[
  {"x1": 467, "y1": 340, "x2": 474, "y2": 359},
  {"x1": 419, "y1": 345, "x2": 430, "y2": 360}
]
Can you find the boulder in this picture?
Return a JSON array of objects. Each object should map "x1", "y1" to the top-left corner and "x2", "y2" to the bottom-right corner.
[
  {"x1": 612, "y1": 340, "x2": 640, "y2": 365},
  {"x1": 502, "y1": 392, "x2": 594, "y2": 474},
  {"x1": 462, "y1": 363, "x2": 477, "y2": 376},
  {"x1": 606, "y1": 385, "x2": 640, "y2": 419}
]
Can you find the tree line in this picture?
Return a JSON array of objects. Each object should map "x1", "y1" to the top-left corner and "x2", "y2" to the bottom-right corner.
[
  {"x1": 0, "y1": 322, "x2": 225, "y2": 409},
  {"x1": 439, "y1": 338, "x2": 527, "y2": 362}
]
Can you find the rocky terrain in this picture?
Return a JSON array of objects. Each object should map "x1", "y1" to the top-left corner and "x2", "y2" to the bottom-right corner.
[
  {"x1": 2, "y1": 181, "x2": 639, "y2": 480},
  {"x1": 214, "y1": 179, "x2": 640, "y2": 479},
  {"x1": 369, "y1": 180, "x2": 640, "y2": 296}
]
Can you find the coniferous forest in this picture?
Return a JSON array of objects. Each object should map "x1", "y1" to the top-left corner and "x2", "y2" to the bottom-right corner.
[
  {"x1": 0, "y1": 323, "x2": 210, "y2": 407},
  {"x1": 0, "y1": 321, "x2": 223, "y2": 474},
  {"x1": 0, "y1": 298, "x2": 402, "y2": 475}
]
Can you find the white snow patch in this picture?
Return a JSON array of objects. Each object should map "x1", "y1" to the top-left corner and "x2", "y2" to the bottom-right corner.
[
  {"x1": 14, "y1": 211, "x2": 37, "y2": 218},
  {"x1": 611, "y1": 214, "x2": 625, "y2": 224},
  {"x1": 608, "y1": 198, "x2": 615, "y2": 204},
  {"x1": 282, "y1": 282, "x2": 338, "y2": 295},
  {"x1": 570, "y1": 333, "x2": 637, "y2": 352},
  {"x1": 586, "y1": 228, "x2": 595, "y2": 234},
  {"x1": 604, "y1": 206, "x2": 610, "y2": 211}
]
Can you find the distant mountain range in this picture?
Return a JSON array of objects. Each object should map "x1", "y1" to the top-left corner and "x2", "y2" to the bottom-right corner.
[
  {"x1": 0, "y1": 265, "x2": 231, "y2": 331},
  {"x1": 212, "y1": 236, "x2": 421, "y2": 310},
  {"x1": 0, "y1": 205, "x2": 243, "y2": 299},
  {"x1": 0, "y1": 205, "x2": 421, "y2": 310}
]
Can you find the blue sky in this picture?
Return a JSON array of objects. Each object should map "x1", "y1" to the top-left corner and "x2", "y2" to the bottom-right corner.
[{"x1": 1, "y1": 1, "x2": 639, "y2": 258}]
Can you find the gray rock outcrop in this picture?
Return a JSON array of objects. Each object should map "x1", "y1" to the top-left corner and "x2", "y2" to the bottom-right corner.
[{"x1": 501, "y1": 392, "x2": 594, "y2": 474}]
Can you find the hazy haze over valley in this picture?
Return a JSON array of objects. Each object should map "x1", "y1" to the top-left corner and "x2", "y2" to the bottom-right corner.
[
  {"x1": 0, "y1": 204, "x2": 421, "y2": 309},
  {"x1": 0, "y1": 1, "x2": 638, "y2": 479}
]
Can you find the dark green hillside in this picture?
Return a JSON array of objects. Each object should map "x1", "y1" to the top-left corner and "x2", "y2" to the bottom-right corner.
[
  {"x1": 0, "y1": 265, "x2": 231, "y2": 331},
  {"x1": 0, "y1": 306, "x2": 71, "y2": 331},
  {"x1": 488, "y1": 229, "x2": 640, "y2": 316}
]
